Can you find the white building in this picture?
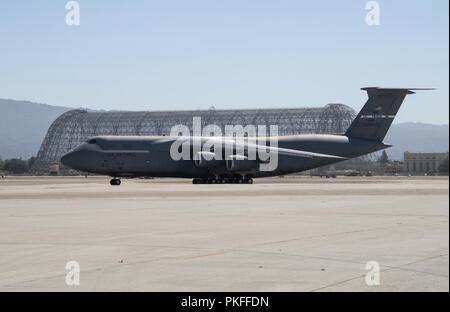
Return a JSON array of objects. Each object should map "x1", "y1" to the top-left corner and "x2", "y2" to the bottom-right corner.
[{"x1": 404, "y1": 152, "x2": 448, "y2": 175}]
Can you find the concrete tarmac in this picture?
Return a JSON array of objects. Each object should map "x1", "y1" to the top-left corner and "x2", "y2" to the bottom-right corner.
[{"x1": 0, "y1": 176, "x2": 448, "y2": 291}]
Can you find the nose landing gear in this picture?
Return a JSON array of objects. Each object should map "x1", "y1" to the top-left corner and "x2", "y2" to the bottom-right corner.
[{"x1": 110, "y1": 178, "x2": 121, "y2": 186}]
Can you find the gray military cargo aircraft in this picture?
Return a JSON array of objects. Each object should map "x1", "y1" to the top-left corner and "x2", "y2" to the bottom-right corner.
[{"x1": 61, "y1": 87, "x2": 431, "y2": 185}]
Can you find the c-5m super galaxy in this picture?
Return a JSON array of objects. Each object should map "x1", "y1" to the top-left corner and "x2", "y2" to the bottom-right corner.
[{"x1": 61, "y1": 87, "x2": 431, "y2": 185}]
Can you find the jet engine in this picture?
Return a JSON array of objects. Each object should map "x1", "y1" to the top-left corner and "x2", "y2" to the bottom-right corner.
[
  {"x1": 194, "y1": 151, "x2": 223, "y2": 168},
  {"x1": 226, "y1": 155, "x2": 259, "y2": 172}
]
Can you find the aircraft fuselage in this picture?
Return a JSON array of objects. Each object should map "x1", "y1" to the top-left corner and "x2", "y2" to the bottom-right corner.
[
  {"x1": 61, "y1": 134, "x2": 387, "y2": 179},
  {"x1": 60, "y1": 87, "x2": 427, "y2": 184}
]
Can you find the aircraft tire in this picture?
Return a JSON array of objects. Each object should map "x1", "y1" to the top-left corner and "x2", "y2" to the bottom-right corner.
[{"x1": 110, "y1": 178, "x2": 121, "y2": 186}]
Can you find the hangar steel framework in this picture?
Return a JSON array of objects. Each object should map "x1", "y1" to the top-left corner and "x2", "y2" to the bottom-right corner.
[{"x1": 31, "y1": 104, "x2": 356, "y2": 174}]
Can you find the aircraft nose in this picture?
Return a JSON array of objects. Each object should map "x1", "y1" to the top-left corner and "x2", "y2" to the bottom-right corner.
[
  {"x1": 60, "y1": 150, "x2": 78, "y2": 169},
  {"x1": 61, "y1": 143, "x2": 97, "y2": 171}
]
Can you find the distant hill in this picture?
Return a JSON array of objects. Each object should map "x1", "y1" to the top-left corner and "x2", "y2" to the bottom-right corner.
[
  {"x1": 0, "y1": 98, "x2": 448, "y2": 160},
  {"x1": 385, "y1": 123, "x2": 449, "y2": 160},
  {"x1": 0, "y1": 99, "x2": 71, "y2": 159}
]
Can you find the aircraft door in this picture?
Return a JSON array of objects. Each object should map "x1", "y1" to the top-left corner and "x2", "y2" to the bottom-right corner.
[{"x1": 101, "y1": 153, "x2": 125, "y2": 172}]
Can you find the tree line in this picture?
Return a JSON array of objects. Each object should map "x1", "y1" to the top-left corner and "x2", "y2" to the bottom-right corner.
[
  {"x1": 0, "y1": 157, "x2": 36, "y2": 175},
  {"x1": 0, "y1": 154, "x2": 448, "y2": 175}
]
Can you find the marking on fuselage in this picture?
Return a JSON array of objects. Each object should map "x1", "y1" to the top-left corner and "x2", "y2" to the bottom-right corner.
[{"x1": 360, "y1": 115, "x2": 395, "y2": 119}]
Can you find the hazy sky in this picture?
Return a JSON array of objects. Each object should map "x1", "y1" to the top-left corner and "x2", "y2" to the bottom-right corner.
[{"x1": 0, "y1": 0, "x2": 448, "y2": 124}]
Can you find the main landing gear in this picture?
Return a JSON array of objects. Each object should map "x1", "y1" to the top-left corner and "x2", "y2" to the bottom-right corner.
[
  {"x1": 110, "y1": 178, "x2": 121, "y2": 186},
  {"x1": 192, "y1": 177, "x2": 254, "y2": 185}
]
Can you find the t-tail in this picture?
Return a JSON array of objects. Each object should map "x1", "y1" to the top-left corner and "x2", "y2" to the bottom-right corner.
[{"x1": 345, "y1": 87, "x2": 434, "y2": 142}]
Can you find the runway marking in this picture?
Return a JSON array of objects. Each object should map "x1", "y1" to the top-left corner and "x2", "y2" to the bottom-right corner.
[
  {"x1": 181, "y1": 250, "x2": 228, "y2": 260},
  {"x1": 1, "y1": 247, "x2": 447, "y2": 291},
  {"x1": 255, "y1": 220, "x2": 449, "y2": 247},
  {"x1": 309, "y1": 253, "x2": 449, "y2": 292}
]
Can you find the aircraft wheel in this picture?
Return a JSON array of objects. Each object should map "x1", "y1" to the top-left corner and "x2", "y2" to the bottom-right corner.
[{"x1": 110, "y1": 178, "x2": 121, "y2": 186}]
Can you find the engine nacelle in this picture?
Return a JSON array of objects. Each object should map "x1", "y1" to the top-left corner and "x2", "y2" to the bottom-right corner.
[
  {"x1": 194, "y1": 151, "x2": 223, "y2": 168},
  {"x1": 226, "y1": 155, "x2": 259, "y2": 172}
]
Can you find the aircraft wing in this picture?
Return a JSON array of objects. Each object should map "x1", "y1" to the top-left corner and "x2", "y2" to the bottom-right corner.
[
  {"x1": 265, "y1": 146, "x2": 348, "y2": 160},
  {"x1": 164, "y1": 136, "x2": 347, "y2": 160},
  {"x1": 219, "y1": 138, "x2": 348, "y2": 160}
]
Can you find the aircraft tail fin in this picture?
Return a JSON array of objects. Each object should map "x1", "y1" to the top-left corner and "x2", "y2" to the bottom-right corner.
[{"x1": 345, "y1": 87, "x2": 433, "y2": 142}]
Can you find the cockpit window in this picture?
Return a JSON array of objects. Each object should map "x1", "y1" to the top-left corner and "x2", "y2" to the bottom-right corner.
[{"x1": 87, "y1": 139, "x2": 97, "y2": 144}]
